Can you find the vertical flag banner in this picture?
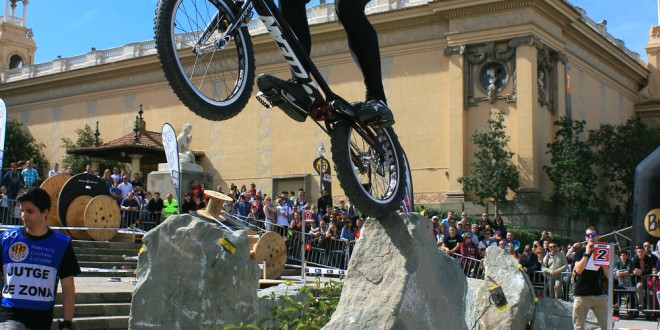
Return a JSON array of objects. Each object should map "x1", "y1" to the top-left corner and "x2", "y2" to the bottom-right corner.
[
  {"x1": 162, "y1": 123, "x2": 181, "y2": 213},
  {"x1": 0, "y1": 99, "x2": 6, "y2": 172}
]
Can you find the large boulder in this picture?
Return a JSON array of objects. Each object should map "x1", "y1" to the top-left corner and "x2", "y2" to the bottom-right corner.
[
  {"x1": 532, "y1": 297, "x2": 600, "y2": 330},
  {"x1": 470, "y1": 247, "x2": 535, "y2": 330},
  {"x1": 324, "y1": 213, "x2": 467, "y2": 330},
  {"x1": 129, "y1": 215, "x2": 259, "y2": 329}
]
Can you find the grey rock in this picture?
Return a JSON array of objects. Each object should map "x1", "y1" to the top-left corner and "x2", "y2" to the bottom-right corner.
[
  {"x1": 256, "y1": 283, "x2": 306, "y2": 327},
  {"x1": 324, "y1": 213, "x2": 468, "y2": 330},
  {"x1": 532, "y1": 298, "x2": 600, "y2": 330},
  {"x1": 129, "y1": 215, "x2": 259, "y2": 329},
  {"x1": 465, "y1": 277, "x2": 483, "y2": 329},
  {"x1": 472, "y1": 247, "x2": 535, "y2": 330}
]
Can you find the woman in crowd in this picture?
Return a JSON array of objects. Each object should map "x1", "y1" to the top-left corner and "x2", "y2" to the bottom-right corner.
[
  {"x1": 101, "y1": 169, "x2": 113, "y2": 189},
  {"x1": 436, "y1": 223, "x2": 447, "y2": 247},
  {"x1": 340, "y1": 219, "x2": 357, "y2": 241},
  {"x1": 262, "y1": 196, "x2": 276, "y2": 232},
  {"x1": 492, "y1": 216, "x2": 507, "y2": 238}
]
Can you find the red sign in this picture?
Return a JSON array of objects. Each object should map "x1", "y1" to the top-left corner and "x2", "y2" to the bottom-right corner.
[{"x1": 592, "y1": 243, "x2": 610, "y2": 266}]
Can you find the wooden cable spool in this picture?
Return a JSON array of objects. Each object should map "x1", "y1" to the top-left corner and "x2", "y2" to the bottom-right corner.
[
  {"x1": 197, "y1": 190, "x2": 286, "y2": 279},
  {"x1": 250, "y1": 231, "x2": 287, "y2": 280},
  {"x1": 58, "y1": 173, "x2": 113, "y2": 241},
  {"x1": 66, "y1": 195, "x2": 93, "y2": 240},
  {"x1": 84, "y1": 195, "x2": 121, "y2": 241},
  {"x1": 39, "y1": 174, "x2": 71, "y2": 227}
]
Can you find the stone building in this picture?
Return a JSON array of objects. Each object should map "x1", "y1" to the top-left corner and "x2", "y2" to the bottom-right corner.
[{"x1": 0, "y1": 0, "x2": 658, "y2": 231}]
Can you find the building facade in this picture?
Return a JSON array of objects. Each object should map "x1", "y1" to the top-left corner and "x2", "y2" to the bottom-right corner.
[{"x1": 0, "y1": 0, "x2": 655, "y2": 218}]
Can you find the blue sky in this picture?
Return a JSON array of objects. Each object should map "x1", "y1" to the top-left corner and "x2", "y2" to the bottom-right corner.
[{"x1": 22, "y1": 0, "x2": 658, "y2": 64}]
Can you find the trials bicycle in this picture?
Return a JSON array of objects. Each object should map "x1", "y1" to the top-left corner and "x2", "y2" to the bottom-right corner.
[{"x1": 154, "y1": 0, "x2": 411, "y2": 217}]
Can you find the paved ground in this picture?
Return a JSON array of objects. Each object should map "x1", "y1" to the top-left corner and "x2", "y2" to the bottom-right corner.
[
  {"x1": 57, "y1": 276, "x2": 137, "y2": 294},
  {"x1": 614, "y1": 318, "x2": 659, "y2": 329}
]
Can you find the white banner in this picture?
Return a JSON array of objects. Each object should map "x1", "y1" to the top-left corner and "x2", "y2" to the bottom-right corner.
[
  {"x1": 161, "y1": 123, "x2": 181, "y2": 209},
  {"x1": 0, "y1": 99, "x2": 7, "y2": 172}
]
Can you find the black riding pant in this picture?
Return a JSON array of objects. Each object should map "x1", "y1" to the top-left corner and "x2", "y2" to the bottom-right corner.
[{"x1": 280, "y1": 0, "x2": 387, "y2": 102}]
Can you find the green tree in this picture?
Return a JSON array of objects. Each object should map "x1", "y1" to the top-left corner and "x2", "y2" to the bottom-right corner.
[
  {"x1": 458, "y1": 110, "x2": 520, "y2": 217},
  {"x1": 588, "y1": 117, "x2": 660, "y2": 226},
  {"x1": 4, "y1": 118, "x2": 48, "y2": 175},
  {"x1": 544, "y1": 117, "x2": 600, "y2": 223},
  {"x1": 61, "y1": 125, "x2": 118, "y2": 174}
]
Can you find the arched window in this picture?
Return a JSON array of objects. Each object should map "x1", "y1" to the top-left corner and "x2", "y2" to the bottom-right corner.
[{"x1": 8, "y1": 54, "x2": 24, "y2": 69}]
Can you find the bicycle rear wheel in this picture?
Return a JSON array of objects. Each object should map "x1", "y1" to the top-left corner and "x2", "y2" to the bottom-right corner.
[
  {"x1": 155, "y1": 0, "x2": 255, "y2": 121},
  {"x1": 331, "y1": 121, "x2": 408, "y2": 218}
]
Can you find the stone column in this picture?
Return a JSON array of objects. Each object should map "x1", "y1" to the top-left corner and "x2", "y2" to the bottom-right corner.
[
  {"x1": 445, "y1": 48, "x2": 465, "y2": 202},
  {"x1": 90, "y1": 157, "x2": 102, "y2": 174},
  {"x1": 21, "y1": 0, "x2": 26, "y2": 26},
  {"x1": 514, "y1": 44, "x2": 541, "y2": 198},
  {"x1": 129, "y1": 154, "x2": 143, "y2": 175}
]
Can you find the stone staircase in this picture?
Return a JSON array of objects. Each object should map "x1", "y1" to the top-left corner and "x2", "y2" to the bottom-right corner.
[
  {"x1": 50, "y1": 240, "x2": 141, "y2": 330},
  {"x1": 74, "y1": 240, "x2": 141, "y2": 277}
]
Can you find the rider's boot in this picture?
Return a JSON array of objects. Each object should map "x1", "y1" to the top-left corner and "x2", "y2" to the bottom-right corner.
[
  {"x1": 357, "y1": 98, "x2": 395, "y2": 127},
  {"x1": 256, "y1": 74, "x2": 323, "y2": 122}
]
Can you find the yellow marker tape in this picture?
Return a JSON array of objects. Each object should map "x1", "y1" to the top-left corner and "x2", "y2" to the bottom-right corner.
[{"x1": 219, "y1": 238, "x2": 236, "y2": 254}]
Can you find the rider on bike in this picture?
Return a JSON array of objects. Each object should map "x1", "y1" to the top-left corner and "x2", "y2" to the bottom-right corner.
[{"x1": 257, "y1": 0, "x2": 395, "y2": 127}]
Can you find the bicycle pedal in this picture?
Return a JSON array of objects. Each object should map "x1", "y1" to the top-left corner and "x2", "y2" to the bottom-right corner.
[{"x1": 255, "y1": 92, "x2": 273, "y2": 109}]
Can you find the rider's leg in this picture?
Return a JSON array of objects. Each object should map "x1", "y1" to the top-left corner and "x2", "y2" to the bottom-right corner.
[
  {"x1": 335, "y1": 0, "x2": 394, "y2": 126},
  {"x1": 335, "y1": 0, "x2": 385, "y2": 103},
  {"x1": 280, "y1": 0, "x2": 312, "y2": 55}
]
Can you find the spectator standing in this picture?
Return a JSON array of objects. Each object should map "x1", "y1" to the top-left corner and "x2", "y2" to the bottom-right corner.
[
  {"x1": 340, "y1": 219, "x2": 357, "y2": 241},
  {"x1": 101, "y1": 169, "x2": 113, "y2": 189},
  {"x1": 643, "y1": 242, "x2": 658, "y2": 268},
  {"x1": 181, "y1": 193, "x2": 196, "y2": 214},
  {"x1": 614, "y1": 250, "x2": 633, "y2": 288},
  {"x1": 118, "y1": 176, "x2": 133, "y2": 199},
  {"x1": 1, "y1": 163, "x2": 23, "y2": 200},
  {"x1": 519, "y1": 245, "x2": 540, "y2": 276},
  {"x1": 542, "y1": 242, "x2": 568, "y2": 299},
  {"x1": 470, "y1": 223, "x2": 480, "y2": 242},
  {"x1": 0, "y1": 186, "x2": 8, "y2": 223},
  {"x1": 436, "y1": 222, "x2": 447, "y2": 245},
  {"x1": 317, "y1": 189, "x2": 332, "y2": 216},
  {"x1": 147, "y1": 192, "x2": 164, "y2": 223},
  {"x1": 480, "y1": 212, "x2": 492, "y2": 229},
  {"x1": 507, "y1": 242, "x2": 520, "y2": 260},
  {"x1": 293, "y1": 190, "x2": 308, "y2": 213},
  {"x1": 355, "y1": 218, "x2": 363, "y2": 239},
  {"x1": 263, "y1": 196, "x2": 276, "y2": 231},
  {"x1": 65, "y1": 166, "x2": 74, "y2": 176},
  {"x1": 275, "y1": 198, "x2": 292, "y2": 236},
  {"x1": 441, "y1": 226, "x2": 462, "y2": 255},
  {"x1": 109, "y1": 181, "x2": 123, "y2": 206},
  {"x1": 20, "y1": 160, "x2": 39, "y2": 188},
  {"x1": 162, "y1": 193, "x2": 178, "y2": 220},
  {"x1": 633, "y1": 245, "x2": 653, "y2": 310},
  {"x1": 1, "y1": 188, "x2": 81, "y2": 329},
  {"x1": 130, "y1": 173, "x2": 144, "y2": 190},
  {"x1": 506, "y1": 232, "x2": 521, "y2": 252},
  {"x1": 120, "y1": 192, "x2": 140, "y2": 228},
  {"x1": 440, "y1": 211, "x2": 454, "y2": 231},
  {"x1": 478, "y1": 229, "x2": 497, "y2": 250},
  {"x1": 48, "y1": 163, "x2": 62, "y2": 178},
  {"x1": 492, "y1": 216, "x2": 507, "y2": 238},
  {"x1": 572, "y1": 226, "x2": 608, "y2": 329},
  {"x1": 234, "y1": 195, "x2": 251, "y2": 217},
  {"x1": 111, "y1": 167, "x2": 122, "y2": 184}
]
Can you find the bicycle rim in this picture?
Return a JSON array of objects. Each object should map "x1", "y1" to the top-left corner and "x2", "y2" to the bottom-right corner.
[
  {"x1": 165, "y1": 0, "x2": 252, "y2": 108},
  {"x1": 331, "y1": 122, "x2": 407, "y2": 217}
]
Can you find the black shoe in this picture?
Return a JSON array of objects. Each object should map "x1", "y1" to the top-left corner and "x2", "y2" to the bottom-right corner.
[
  {"x1": 358, "y1": 99, "x2": 395, "y2": 127},
  {"x1": 256, "y1": 74, "x2": 323, "y2": 122}
]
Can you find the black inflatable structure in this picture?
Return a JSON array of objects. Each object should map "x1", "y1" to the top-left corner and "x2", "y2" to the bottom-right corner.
[{"x1": 632, "y1": 147, "x2": 660, "y2": 247}]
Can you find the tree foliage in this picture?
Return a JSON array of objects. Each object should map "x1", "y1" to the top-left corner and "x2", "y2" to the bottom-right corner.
[
  {"x1": 458, "y1": 110, "x2": 520, "y2": 216},
  {"x1": 588, "y1": 117, "x2": 660, "y2": 226},
  {"x1": 544, "y1": 117, "x2": 601, "y2": 223},
  {"x1": 61, "y1": 125, "x2": 117, "y2": 174},
  {"x1": 4, "y1": 119, "x2": 47, "y2": 175}
]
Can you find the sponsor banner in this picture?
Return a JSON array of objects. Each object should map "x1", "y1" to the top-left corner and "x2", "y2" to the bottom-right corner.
[
  {"x1": 161, "y1": 123, "x2": 181, "y2": 210},
  {"x1": 0, "y1": 99, "x2": 6, "y2": 171}
]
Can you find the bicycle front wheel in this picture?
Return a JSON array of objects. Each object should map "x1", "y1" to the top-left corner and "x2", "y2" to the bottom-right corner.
[
  {"x1": 331, "y1": 122, "x2": 408, "y2": 218},
  {"x1": 155, "y1": 0, "x2": 255, "y2": 121}
]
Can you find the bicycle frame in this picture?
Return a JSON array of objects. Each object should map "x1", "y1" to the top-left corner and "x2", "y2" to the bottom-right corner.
[{"x1": 219, "y1": 0, "x2": 357, "y2": 121}]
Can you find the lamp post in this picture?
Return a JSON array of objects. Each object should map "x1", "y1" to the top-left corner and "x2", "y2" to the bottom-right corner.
[{"x1": 318, "y1": 143, "x2": 325, "y2": 195}]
